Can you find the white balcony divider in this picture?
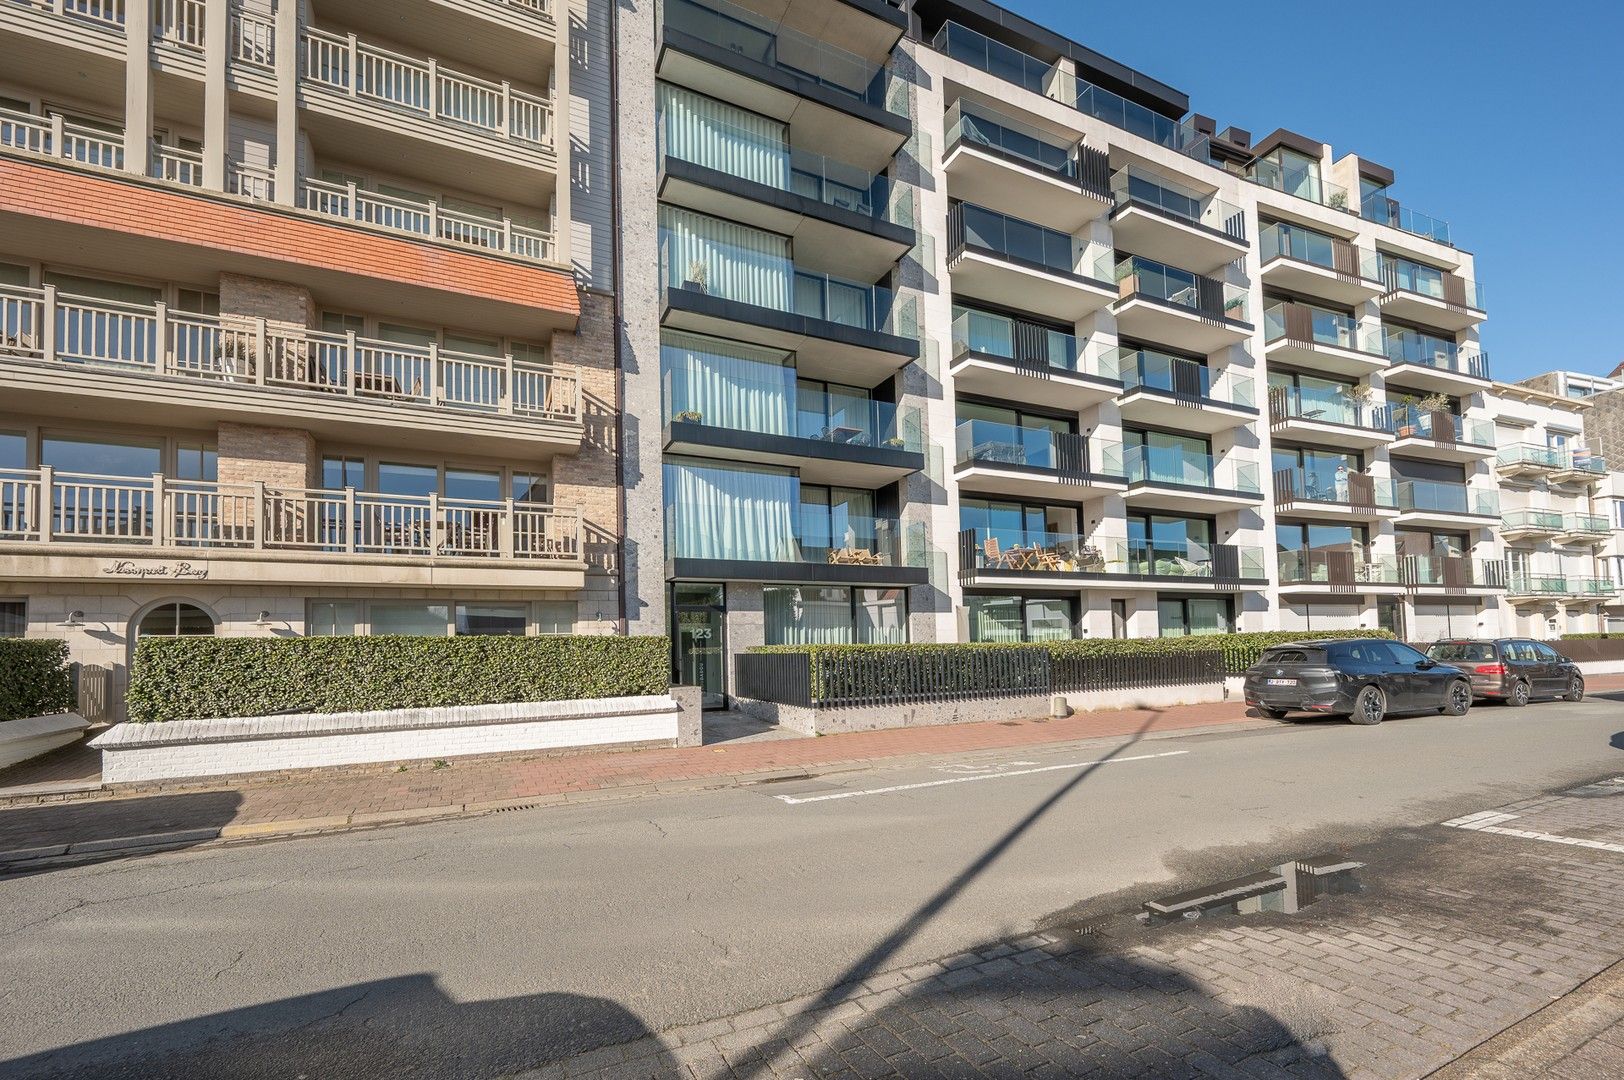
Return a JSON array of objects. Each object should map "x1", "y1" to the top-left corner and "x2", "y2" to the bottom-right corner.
[
  {"x1": 0, "y1": 285, "x2": 583, "y2": 422},
  {"x1": 0, "y1": 467, "x2": 583, "y2": 562},
  {"x1": 228, "y1": 159, "x2": 275, "y2": 201},
  {"x1": 156, "y1": 0, "x2": 205, "y2": 48},
  {"x1": 231, "y1": 9, "x2": 276, "y2": 66},
  {"x1": 299, "y1": 178, "x2": 555, "y2": 263},
  {"x1": 155, "y1": 143, "x2": 203, "y2": 185},
  {"x1": 300, "y1": 28, "x2": 552, "y2": 146}
]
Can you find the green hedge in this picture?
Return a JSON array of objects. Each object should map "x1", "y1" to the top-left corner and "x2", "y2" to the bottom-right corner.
[
  {"x1": 1560, "y1": 633, "x2": 1617, "y2": 640},
  {"x1": 127, "y1": 635, "x2": 670, "y2": 723},
  {"x1": 0, "y1": 639, "x2": 74, "y2": 723},
  {"x1": 751, "y1": 629, "x2": 1396, "y2": 676}
]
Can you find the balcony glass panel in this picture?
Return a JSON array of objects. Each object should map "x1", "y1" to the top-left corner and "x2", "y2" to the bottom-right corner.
[
  {"x1": 1262, "y1": 301, "x2": 1380, "y2": 355},
  {"x1": 1502, "y1": 510, "x2": 1564, "y2": 532},
  {"x1": 954, "y1": 204, "x2": 1083, "y2": 276},
  {"x1": 945, "y1": 102, "x2": 1076, "y2": 179},
  {"x1": 954, "y1": 420, "x2": 1120, "y2": 475},
  {"x1": 1379, "y1": 255, "x2": 1484, "y2": 309},
  {"x1": 1361, "y1": 189, "x2": 1451, "y2": 245},
  {"x1": 1115, "y1": 256, "x2": 1247, "y2": 322},
  {"x1": 1279, "y1": 550, "x2": 1401, "y2": 585},
  {"x1": 1112, "y1": 166, "x2": 1244, "y2": 240},
  {"x1": 950, "y1": 308, "x2": 1079, "y2": 373},
  {"x1": 1380, "y1": 327, "x2": 1488, "y2": 378},
  {"x1": 1275, "y1": 466, "x2": 1396, "y2": 508},
  {"x1": 1395, "y1": 481, "x2": 1498, "y2": 517},
  {"x1": 1248, "y1": 152, "x2": 1350, "y2": 209},
  {"x1": 1259, "y1": 221, "x2": 1380, "y2": 280}
]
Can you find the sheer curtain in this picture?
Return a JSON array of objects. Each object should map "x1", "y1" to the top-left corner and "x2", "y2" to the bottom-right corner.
[
  {"x1": 661, "y1": 332, "x2": 794, "y2": 435},
  {"x1": 764, "y1": 586, "x2": 852, "y2": 646},
  {"x1": 969, "y1": 596, "x2": 1023, "y2": 643},
  {"x1": 663, "y1": 459, "x2": 797, "y2": 562},
  {"x1": 659, "y1": 206, "x2": 793, "y2": 313},
  {"x1": 656, "y1": 83, "x2": 790, "y2": 191}
]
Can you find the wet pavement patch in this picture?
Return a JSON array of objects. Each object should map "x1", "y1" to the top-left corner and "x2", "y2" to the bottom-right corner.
[{"x1": 1138, "y1": 855, "x2": 1363, "y2": 926}]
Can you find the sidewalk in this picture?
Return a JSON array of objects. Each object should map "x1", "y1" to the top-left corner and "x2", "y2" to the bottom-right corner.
[{"x1": 0, "y1": 695, "x2": 1268, "y2": 864}]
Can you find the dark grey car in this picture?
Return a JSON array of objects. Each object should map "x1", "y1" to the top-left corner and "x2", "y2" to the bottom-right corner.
[
  {"x1": 1243, "y1": 638, "x2": 1473, "y2": 725},
  {"x1": 1425, "y1": 639, "x2": 1584, "y2": 706}
]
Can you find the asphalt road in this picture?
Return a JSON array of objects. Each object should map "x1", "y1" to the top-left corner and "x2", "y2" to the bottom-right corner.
[{"x1": 3, "y1": 696, "x2": 1623, "y2": 1078}]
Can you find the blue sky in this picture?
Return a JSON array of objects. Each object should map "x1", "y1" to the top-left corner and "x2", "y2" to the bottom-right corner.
[{"x1": 1002, "y1": 0, "x2": 1624, "y2": 384}]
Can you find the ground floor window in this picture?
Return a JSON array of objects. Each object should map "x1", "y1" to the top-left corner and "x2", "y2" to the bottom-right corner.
[
  {"x1": 763, "y1": 586, "x2": 907, "y2": 646},
  {"x1": 967, "y1": 595, "x2": 1075, "y2": 643},
  {"x1": 307, "y1": 599, "x2": 576, "y2": 637},
  {"x1": 1157, "y1": 596, "x2": 1232, "y2": 637},
  {"x1": 136, "y1": 602, "x2": 216, "y2": 639},
  {"x1": 0, "y1": 600, "x2": 25, "y2": 637}
]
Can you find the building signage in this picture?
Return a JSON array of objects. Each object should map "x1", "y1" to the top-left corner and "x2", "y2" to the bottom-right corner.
[{"x1": 102, "y1": 560, "x2": 211, "y2": 581}]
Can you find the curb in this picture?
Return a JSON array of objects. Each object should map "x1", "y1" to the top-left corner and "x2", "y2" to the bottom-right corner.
[{"x1": 0, "y1": 717, "x2": 1277, "y2": 871}]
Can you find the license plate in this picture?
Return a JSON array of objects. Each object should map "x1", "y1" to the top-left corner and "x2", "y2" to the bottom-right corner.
[{"x1": 1266, "y1": 678, "x2": 1297, "y2": 687}]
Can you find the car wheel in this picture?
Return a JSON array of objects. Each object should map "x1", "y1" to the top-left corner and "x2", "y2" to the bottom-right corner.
[
  {"x1": 1442, "y1": 679, "x2": 1472, "y2": 717},
  {"x1": 1349, "y1": 685, "x2": 1385, "y2": 726},
  {"x1": 1565, "y1": 675, "x2": 1585, "y2": 703},
  {"x1": 1260, "y1": 707, "x2": 1290, "y2": 720},
  {"x1": 1506, "y1": 679, "x2": 1529, "y2": 708}
]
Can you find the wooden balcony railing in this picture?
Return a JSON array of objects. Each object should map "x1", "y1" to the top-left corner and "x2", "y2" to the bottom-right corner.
[{"x1": 300, "y1": 179, "x2": 554, "y2": 263}]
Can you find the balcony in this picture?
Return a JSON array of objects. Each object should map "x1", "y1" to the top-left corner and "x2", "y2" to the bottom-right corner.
[
  {"x1": 661, "y1": 370, "x2": 923, "y2": 487},
  {"x1": 1403, "y1": 556, "x2": 1506, "y2": 592},
  {"x1": 958, "y1": 528, "x2": 1265, "y2": 590},
  {"x1": 1262, "y1": 301, "x2": 1387, "y2": 378},
  {"x1": 1556, "y1": 514, "x2": 1612, "y2": 546},
  {"x1": 1109, "y1": 166, "x2": 1247, "y2": 275},
  {"x1": 1388, "y1": 409, "x2": 1496, "y2": 462},
  {"x1": 1381, "y1": 328, "x2": 1490, "y2": 393},
  {"x1": 0, "y1": 106, "x2": 124, "y2": 170},
  {"x1": 300, "y1": 179, "x2": 555, "y2": 265},
  {"x1": 1258, "y1": 222, "x2": 1382, "y2": 305},
  {"x1": 1495, "y1": 442, "x2": 1564, "y2": 479},
  {"x1": 1506, "y1": 572, "x2": 1570, "y2": 603},
  {"x1": 1394, "y1": 480, "x2": 1499, "y2": 528},
  {"x1": 1246, "y1": 155, "x2": 1352, "y2": 213},
  {"x1": 1277, "y1": 550, "x2": 1404, "y2": 593},
  {"x1": 942, "y1": 101, "x2": 1110, "y2": 232},
  {"x1": 1267, "y1": 386, "x2": 1394, "y2": 450},
  {"x1": 1500, "y1": 509, "x2": 1565, "y2": 542},
  {"x1": 658, "y1": 0, "x2": 909, "y2": 168},
  {"x1": 663, "y1": 503, "x2": 927, "y2": 587},
  {"x1": 948, "y1": 309, "x2": 1121, "y2": 411},
  {"x1": 1362, "y1": 189, "x2": 1452, "y2": 248},
  {"x1": 1549, "y1": 446, "x2": 1607, "y2": 486},
  {"x1": 953, "y1": 420, "x2": 1125, "y2": 502},
  {"x1": 947, "y1": 203, "x2": 1116, "y2": 321},
  {"x1": 1377, "y1": 255, "x2": 1485, "y2": 333},
  {"x1": 1273, "y1": 467, "x2": 1398, "y2": 522},
  {"x1": 1565, "y1": 576, "x2": 1620, "y2": 601},
  {"x1": 0, "y1": 284, "x2": 583, "y2": 454},
  {"x1": 1112, "y1": 256, "x2": 1251, "y2": 354},
  {"x1": 931, "y1": 22, "x2": 1187, "y2": 151},
  {"x1": 1109, "y1": 348, "x2": 1256, "y2": 433},
  {"x1": 0, "y1": 467, "x2": 586, "y2": 589},
  {"x1": 1123, "y1": 446, "x2": 1262, "y2": 511}
]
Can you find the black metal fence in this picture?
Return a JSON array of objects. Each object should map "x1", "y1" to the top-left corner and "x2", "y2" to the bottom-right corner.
[{"x1": 738, "y1": 647, "x2": 1225, "y2": 709}]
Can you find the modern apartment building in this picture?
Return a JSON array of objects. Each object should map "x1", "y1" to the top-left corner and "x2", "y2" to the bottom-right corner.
[{"x1": 0, "y1": 0, "x2": 623, "y2": 716}]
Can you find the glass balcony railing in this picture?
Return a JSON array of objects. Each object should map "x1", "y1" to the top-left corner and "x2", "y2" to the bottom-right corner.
[
  {"x1": 1379, "y1": 255, "x2": 1484, "y2": 310},
  {"x1": 1109, "y1": 538, "x2": 1266, "y2": 580},
  {"x1": 1115, "y1": 255, "x2": 1249, "y2": 323},
  {"x1": 1106, "y1": 347, "x2": 1254, "y2": 408},
  {"x1": 1502, "y1": 510, "x2": 1564, "y2": 533},
  {"x1": 1566, "y1": 576, "x2": 1619, "y2": 597},
  {"x1": 1124, "y1": 446, "x2": 1260, "y2": 494},
  {"x1": 663, "y1": 368, "x2": 922, "y2": 452},
  {"x1": 1496, "y1": 443, "x2": 1565, "y2": 471},
  {"x1": 1404, "y1": 556, "x2": 1506, "y2": 589},
  {"x1": 955, "y1": 420, "x2": 1122, "y2": 476},
  {"x1": 958, "y1": 528, "x2": 1264, "y2": 580},
  {"x1": 1563, "y1": 514, "x2": 1611, "y2": 536},
  {"x1": 1381, "y1": 328, "x2": 1489, "y2": 379},
  {"x1": 656, "y1": 106, "x2": 901, "y2": 224},
  {"x1": 1395, "y1": 480, "x2": 1499, "y2": 518},
  {"x1": 1274, "y1": 466, "x2": 1396, "y2": 508},
  {"x1": 944, "y1": 101, "x2": 1100, "y2": 194},
  {"x1": 1259, "y1": 221, "x2": 1380, "y2": 280},
  {"x1": 930, "y1": 22, "x2": 1184, "y2": 150},
  {"x1": 949, "y1": 203, "x2": 1112, "y2": 281},
  {"x1": 1263, "y1": 301, "x2": 1384, "y2": 356},
  {"x1": 1508, "y1": 572, "x2": 1570, "y2": 597},
  {"x1": 1247, "y1": 155, "x2": 1352, "y2": 211},
  {"x1": 1561, "y1": 449, "x2": 1608, "y2": 478},
  {"x1": 664, "y1": 0, "x2": 903, "y2": 116},
  {"x1": 659, "y1": 228, "x2": 912, "y2": 338},
  {"x1": 1361, "y1": 190, "x2": 1452, "y2": 246},
  {"x1": 1267, "y1": 385, "x2": 1391, "y2": 431},
  {"x1": 950, "y1": 309, "x2": 1085, "y2": 375},
  {"x1": 1390, "y1": 409, "x2": 1494, "y2": 447},
  {"x1": 1110, "y1": 166, "x2": 1245, "y2": 241},
  {"x1": 1278, "y1": 550, "x2": 1402, "y2": 586},
  {"x1": 664, "y1": 501, "x2": 910, "y2": 567}
]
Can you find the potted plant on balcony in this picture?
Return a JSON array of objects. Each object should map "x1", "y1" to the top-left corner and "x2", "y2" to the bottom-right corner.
[
  {"x1": 1391, "y1": 393, "x2": 1420, "y2": 438},
  {"x1": 1328, "y1": 190, "x2": 1348, "y2": 211},
  {"x1": 672, "y1": 410, "x2": 702, "y2": 424},
  {"x1": 1419, "y1": 391, "x2": 1450, "y2": 412},
  {"x1": 883, "y1": 435, "x2": 907, "y2": 449},
  {"x1": 683, "y1": 259, "x2": 709, "y2": 294}
]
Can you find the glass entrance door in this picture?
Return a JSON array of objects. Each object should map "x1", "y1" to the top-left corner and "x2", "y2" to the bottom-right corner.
[{"x1": 672, "y1": 583, "x2": 727, "y2": 710}]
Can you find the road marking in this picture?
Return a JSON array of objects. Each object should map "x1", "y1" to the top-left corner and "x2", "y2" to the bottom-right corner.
[
  {"x1": 771, "y1": 750, "x2": 1190, "y2": 805},
  {"x1": 1441, "y1": 811, "x2": 1624, "y2": 854},
  {"x1": 930, "y1": 760, "x2": 1040, "y2": 774}
]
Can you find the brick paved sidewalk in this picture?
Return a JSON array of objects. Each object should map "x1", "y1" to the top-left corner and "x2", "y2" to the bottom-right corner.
[
  {"x1": 516, "y1": 777, "x2": 1624, "y2": 1080},
  {"x1": 0, "y1": 695, "x2": 1269, "y2": 857}
]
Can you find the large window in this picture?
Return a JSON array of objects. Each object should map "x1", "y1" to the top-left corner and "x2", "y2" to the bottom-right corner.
[
  {"x1": 1124, "y1": 428, "x2": 1212, "y2": 486},
  {"x1": 136, "y1": 602, "x2": 215, "y2": 639},
  {"x1": 1272, "y1": 446, "x2": 1362, "y2": 502},
  {"x1": 967, "y1": 595, "x2": 1075, "y2": 642},
  {"x1": 959, "y1": 499, "x2": 1075, "y2": 548},
  {"x1": 763, "y1": 586, "x2": 906, "y2": 645},
  {"x1": 1266, "y1": 369, "x2": 1358, "y2": 425},
  {"x1": 0, "y1": 600, "x2": 25, "y2": 638},
  {"x1": 663, "y1": 459, "x2": 798, "y2": 562},
  {"x1": 1157, "y1": 597, "x2": 1232, "y2": 637},
  {"x1": 1125, "y1": 514, "x2": 1213, "y2": 574},
  {"x1": 308, "y1": 600, "x2": 574, "y2": 637}
]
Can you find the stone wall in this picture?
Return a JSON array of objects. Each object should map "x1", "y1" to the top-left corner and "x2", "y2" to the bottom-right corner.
[
  {"x1": 215, "y1": 421, "x2": 316, "y2": 489},
  {"x1": 217, "y1": 272, "x2": 315, "y2": 329}
]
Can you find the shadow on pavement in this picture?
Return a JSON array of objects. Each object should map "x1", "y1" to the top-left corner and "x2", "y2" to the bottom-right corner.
[
  {"x1": 1, "y1": 973, "x2": 665, "y2": 1080},
  {"x1": 1612, "y1": 731, "x2": 1624, "y2": 752},
  {"x1": 0, "y1": 790, "x2": 243, "y2": 878}
]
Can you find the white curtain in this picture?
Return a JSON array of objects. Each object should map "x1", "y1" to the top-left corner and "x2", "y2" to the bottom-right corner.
[
  {"x1": 659, "y1": 206, "x2": 792, "y2": 312},
  {"x1": 663, "y1": 460, "x2": 797, "y2": 562},
  {"x1": 765, "y1": 586, "x2": 852, "y2": 646},
  {"x1": 970, "y1": 597, "x2": 1023, "y2": 643},
  {"x1": 661, "y1": 332, "x2": 794, "y2": 435},
  {"x1": 657, "y1": 83, "x2": 789, "y2": 191}
]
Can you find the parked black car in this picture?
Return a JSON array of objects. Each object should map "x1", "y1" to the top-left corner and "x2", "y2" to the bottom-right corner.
[
  {"x1": 1424, "y1": 639, "x2": 1584, "y2": 706},
  {"x1": 1243, "y1": 638, "x2": 1473, "y2": 725}
]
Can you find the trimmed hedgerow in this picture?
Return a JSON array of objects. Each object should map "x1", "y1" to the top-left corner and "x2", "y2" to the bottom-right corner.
[
  {"x1": 0, "y1": 639, "x2": 74, "y2": 723},
  {"x1": 126, "y1": 635, "x2": 670, "y2": 723},
  {"x1": 1559, "y1": 632, "x2": 1616, "y2": 640}
]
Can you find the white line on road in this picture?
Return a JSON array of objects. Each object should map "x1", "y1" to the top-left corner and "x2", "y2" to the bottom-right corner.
[
  {"x1": 1442, "y1": 811, "x2": 1624, "y2": 854},
  {"x1": 772, "y1": 750, "x2": 1191, "y2": 805}
]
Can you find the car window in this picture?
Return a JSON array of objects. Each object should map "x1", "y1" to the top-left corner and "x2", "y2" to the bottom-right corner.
[
  {"x1": 1343, "y1": 641, "x2": 1391, "y2": 666},
  {"x1": 1508, "y1": 641, "x2": 1540, "y2": 662},
  {"x1": 1532, "y1": 643, "x2": 1563, "y2": 661},
  {"x1": 1382, "y1": 641, "x2": 1430, "y2": 664},
  {"x1": 1428, "y1": 642, "x2": 1494, "y2": 662}
]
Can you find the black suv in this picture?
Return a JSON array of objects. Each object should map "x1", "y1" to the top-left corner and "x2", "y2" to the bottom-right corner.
[
  {"x1": 1244, "y1": 638, "x2": 1473, "y2": 725},
  {"x1": 1425, "y1": 639, "x2": 1584, "y2": 706}
]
